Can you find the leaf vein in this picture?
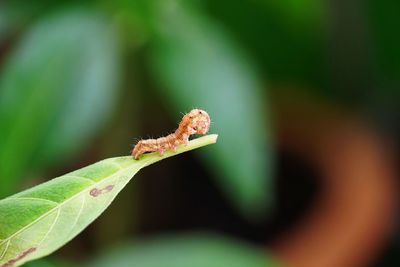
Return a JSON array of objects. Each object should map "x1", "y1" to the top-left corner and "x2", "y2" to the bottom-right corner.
[
  {"x1": 38, "y1": 208, "x2": 60, "y2": 247},
  {"x1": 67, "y1": 195, "x2": 85, "y2": 237},
  {"x1": 0, "y1": 240, "x2": 10, "y2": 260},
  {"x1": 12, "y1": 197, "x2": 59, "y2": 205}
]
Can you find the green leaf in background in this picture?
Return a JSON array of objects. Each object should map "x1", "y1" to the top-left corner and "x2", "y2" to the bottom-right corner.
[
  {"x1": 367, "y1": 0, "x2": 400, "y2": 86},
  {"x1": 365, "y1": 0, "x2": 400, "y2": 124},
  {"x1": 148, "y1": 1, "x2": 272, "y2": 218},
  {"x1": 0, "y1": 1, "x2": 47, "y2": 43},
  {"x1": 0, "y1": 1, "x2": 82, "y2": 43},
  {"x1": 204, "y1": 0, "x2": 325, "y2": 86},
  {"x1": 256, "y1": 0, "x2": 325, "y2": 31},
  {"x1": 91, "y1": 232, "x2": 279, "y2": 267},
  {"x1": 0, "y1": 8, "x2": 120, "y2": 197},
  {"x1": 0, "y1": 135, "x2": 217, "y2": 267},
  {"x1": 24, "y1": 257, "x2": 70, "y2": 267}
]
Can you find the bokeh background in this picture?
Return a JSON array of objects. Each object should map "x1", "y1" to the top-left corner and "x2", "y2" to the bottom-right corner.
[{"x1": 0, "y1": 0, "x2": 399, "y2": 266}]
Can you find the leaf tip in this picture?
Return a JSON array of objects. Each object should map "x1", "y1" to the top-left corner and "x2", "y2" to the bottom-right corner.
[{"x1": 209, "y1": 133, "x2": 218, "y2": 143}]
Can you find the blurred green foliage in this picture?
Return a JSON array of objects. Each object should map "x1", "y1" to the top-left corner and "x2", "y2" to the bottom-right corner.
[
  {"x1": 367, "y1": 0, "x2": 400, "y2": 99},
  {"x1": 24, "y1": 258, "x2": 71, "y2": 267},
  {"x1": 91, "y1": 233, "x2": 278, "y2": 267},
  {"x1": 0, "y1": 8, "x2": 119, "y2": 197},
  {"x1": 204, "y1": 0, "x2": 326, "y2": 86}
]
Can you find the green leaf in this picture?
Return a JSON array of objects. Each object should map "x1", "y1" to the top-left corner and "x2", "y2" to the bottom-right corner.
[
  {"x1": 205, "y1": 0, "x2": 325, "y2": 85},
  {"x1": 148, "y1": 1, "x2": 272, "y2": 218},
  {"x1": 254, "y1": 0, "x2": 325, "y2": 30},
  {"x1": 0, "y1": 134, "x2": 218, "y2": 267},
  {"x1": 24, "y1": 257, "x2": 71, "y2": 267},
  {"x1": 90, "y1": 232, "x2": 280, "y2": 267},
  {"x1": 0, "y1": 8, "x2": 120, "y2": 197},
  {"x1": 367, "y1": 0, "x2": 400, "y2": 86},
  {"x1": 0, "y1": 1, "x2": 47, "y2": 42}
]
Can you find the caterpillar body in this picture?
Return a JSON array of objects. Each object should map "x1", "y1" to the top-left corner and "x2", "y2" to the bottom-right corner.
[{"x1": 132, "y1": 109, "x2": 211, "y2": 160}]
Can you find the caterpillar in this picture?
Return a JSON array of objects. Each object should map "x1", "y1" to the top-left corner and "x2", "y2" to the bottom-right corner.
[{"x1": 132, "y1": 109, "x2": 211, "y2": 160}]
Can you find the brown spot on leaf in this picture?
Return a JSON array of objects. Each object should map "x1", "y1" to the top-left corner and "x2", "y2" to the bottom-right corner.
[
  {"x1": 89, "y1": 188, "x2": 101, "y2": 197},
  {"x1": 2, "y1": 247, "x2": 37, "y2": 267},
  {"x1": 104, "y1": 185, "x2": 115, "y2": 193},
  {"x1": 89, "y1": 185, "x2": 115, "y2": 197}
]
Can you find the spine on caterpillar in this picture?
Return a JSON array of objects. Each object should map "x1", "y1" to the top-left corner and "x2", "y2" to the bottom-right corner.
[{"x1": 132, "y1": 109, "x2": 210, "y2": 160}]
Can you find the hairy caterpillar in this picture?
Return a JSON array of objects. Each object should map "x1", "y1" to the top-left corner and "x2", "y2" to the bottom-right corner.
[{"x1": 132, "y1": 109, "x2": 211, "y2": 160}]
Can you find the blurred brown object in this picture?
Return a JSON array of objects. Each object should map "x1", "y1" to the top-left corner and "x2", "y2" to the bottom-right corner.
[{"x1": 270, "y1": 89, "x2": 398, "y2": 267}]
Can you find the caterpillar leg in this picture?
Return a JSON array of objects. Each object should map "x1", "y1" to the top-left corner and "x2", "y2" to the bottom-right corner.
[
  {"x1": 132, "y1": 140, "x2": 157, "y2": 160},
  {"x1": 158, "y1": 149, "x2": 166, "y2": 156},
  {"x1": 157, "y1": 137, "x2": 169, "y2": 157},
  {"x1": 183, "y1": 138, "x2": 189, "y2": 146},
  {"x1": 132, "y1": 140, "x2": 143, "y2": 160},
  {"x1": 169, "y1": 144, "x2": 177, "y2": 153}
]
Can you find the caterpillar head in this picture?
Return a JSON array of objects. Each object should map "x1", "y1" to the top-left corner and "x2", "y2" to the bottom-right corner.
[{"x1": 188, "y1": 109, "x2": 210, "y2": 135}]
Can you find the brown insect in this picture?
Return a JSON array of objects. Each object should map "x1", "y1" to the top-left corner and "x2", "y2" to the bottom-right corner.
[{"x1": 132, "y1": 109, "x2": 211, "y2": 160}]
